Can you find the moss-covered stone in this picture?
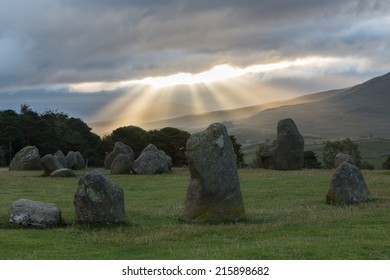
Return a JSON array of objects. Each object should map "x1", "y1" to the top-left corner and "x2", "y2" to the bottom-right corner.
[{"x1": 74, "y1": 171, "x2": 126, "y2": 224}]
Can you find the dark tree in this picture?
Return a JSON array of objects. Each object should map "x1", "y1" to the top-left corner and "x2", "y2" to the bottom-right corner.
[
  {"x1": 149, "y1": 127, "x2": 191, "y2": 167},
  {"x1": 0, "y1": 110, "x2": 23, "y2": 164},
  {"x1": 251, "y1": 142, "x2": 272, "y2": 168},
  {"x1": 382, "y1": 156, "x2": 390, "y2": 170},
  {"x1": 304, "y1": 151, "x2": 322, "y2": 169},
  {"x1": 111, "y1": 126, "x2": 150, "y2": 158},
  {"x1": 0, "y1": 106, "x2": 102, "y2": 166}
]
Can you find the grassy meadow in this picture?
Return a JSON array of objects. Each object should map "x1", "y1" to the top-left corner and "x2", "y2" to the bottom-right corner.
[{"x1": 0, "y1": 167, "x2": 390, "y2": 260}]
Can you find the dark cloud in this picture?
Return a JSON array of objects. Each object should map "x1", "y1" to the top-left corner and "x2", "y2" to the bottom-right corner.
[{"x1": 0, "y1": 0, "x2": 389, "y2": 90}]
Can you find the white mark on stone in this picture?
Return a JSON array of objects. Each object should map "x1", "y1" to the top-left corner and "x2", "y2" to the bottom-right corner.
[{"x1": 215, "y1": 135, "x2": 224, "y2": 149}]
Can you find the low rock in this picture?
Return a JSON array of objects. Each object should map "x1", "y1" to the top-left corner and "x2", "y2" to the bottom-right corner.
[
  {"x1": 132, "y1": 144, "x2": 172, "y2": 174},
  {"x1": 74, "y1": 171, "x2": 126, "y2": 224},
  {"x1": 104, "y1": 142, "x2": 134, "y2": 169},
  {"x1": 326, "y1": 161, "x2": 372, "y2": 205},
  {"x1": 9, "y1": 198, "x2": 62, "y2": 228},
  {"x1": 41, "y1": 154, "x2": 63, "y2": 175},
  {"x1": 50, "y1": 168, "x2": 77, "y2": 177},
  {"x1": 9, "y1": 146, "x2": 41, "y2": 171}
]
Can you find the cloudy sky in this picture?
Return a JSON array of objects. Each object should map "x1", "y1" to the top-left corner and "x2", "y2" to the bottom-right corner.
[{"x1": 1, "y1": 0, "x2": 390, "y2": 126}]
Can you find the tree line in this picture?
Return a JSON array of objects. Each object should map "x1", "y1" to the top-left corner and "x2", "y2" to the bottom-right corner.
[{"x1": 0, "y1": 105, "x2": 245, "y2": 168}]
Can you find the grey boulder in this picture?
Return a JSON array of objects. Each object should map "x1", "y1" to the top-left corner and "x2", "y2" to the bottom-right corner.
[
  {"x1": 9, "y1": 146, "x2": 41, "y2": 171},
  {"x1": 41, "y1": 154, "x2": 63, "y2": 175},
  {"x1": 132, "y1": 144, "x2": 172, "y2": 174},
  {"x1": 54, "y1": 150, "x2": 68, "y2": 168},
  {"x1": 50, "y1": 168, "x2": 77, "y2": 177},
  {"x1": 9, "y1": 198, "x2": 62, "y2": 228},
  {"x1": 104, "y1": 141, "x2": 134, "y2": 169},
  {"x1": 326, "y1": 161, "x2": 372, "y2": 205},
  {"x1": 111, "y1": 154, "x2": 132, "y2": 174}
]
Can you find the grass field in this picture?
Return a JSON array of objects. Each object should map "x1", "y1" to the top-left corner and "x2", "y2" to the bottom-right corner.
[{"x1": 1, "y1": 168, "x2": 390, "y2": 260}]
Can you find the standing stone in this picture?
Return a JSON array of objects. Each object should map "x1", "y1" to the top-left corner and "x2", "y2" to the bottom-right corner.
[
  {"x1": 326, "y1": 161, "x2": 372, "y2": 205},
  {"x1": 75, "y1": 151, "x2": 86, "y2": 169},
  {"x1": 66, "y1": 151, "x2": 85, "y2": 170},
  {"x1": 54, "y1": 150, "x2": 68, "y2": 168},
  {"x1": 9, "y1": 146, "x2": 41, "y2": 171},
  {"x1": 74, "y1": 171, "x2": 126, "y2": 224},
  {"x1": 132, "y1": 144, "x2": 172, "y2": 174},
  {"x1": 9, "y1": 198, "x2": 62, "y2": 228},
  {"x1": 261, "y1": 118, "x2": 304, "y2": 170},
  {"x1": 66, "y1": 151, "x2": 78, "y2": 169},
  {"x1": 104, "y1": 142, "x2": 134, "y2": 169},
  {"x1": 41, "y1": 154, "x2": 63, "y2": 175},
  {"x1": 180, "y1": 123, "x2": 245, "y2": 223},
  {"x1": 111, "y1": 154, "x2": 132, "y2": 174}
]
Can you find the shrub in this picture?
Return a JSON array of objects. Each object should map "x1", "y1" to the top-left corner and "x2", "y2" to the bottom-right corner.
[
  {"x1": 304, "y1": 151, "x2": 322, "y2": 169},
  {"x1": 382, "y1": 156, "x2": 390, "y2": 170},
  {"x1": 251, "y1": 143, "x2": 272, "y2": 168}
]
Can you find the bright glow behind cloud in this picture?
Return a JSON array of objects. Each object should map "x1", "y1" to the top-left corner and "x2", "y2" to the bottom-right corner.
[{"x1": 67, "y1": 56, "x2": 358, "y2": 93}]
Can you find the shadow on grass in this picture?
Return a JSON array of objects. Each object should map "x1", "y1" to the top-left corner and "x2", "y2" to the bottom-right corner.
[
  {"x1": 240, "y1": 214, "x2": 280, "y2": 225},
  {"x1": 73, "y1": 221, "x2": 133, "y2": 231}
]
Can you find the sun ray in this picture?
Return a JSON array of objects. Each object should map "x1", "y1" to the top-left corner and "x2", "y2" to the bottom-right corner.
[{"x1": 83, "y1": 56, "x2": 350, "y2": 134}]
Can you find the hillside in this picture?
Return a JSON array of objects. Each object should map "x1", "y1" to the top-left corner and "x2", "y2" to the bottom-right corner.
[
  {"x1": 142, "y1": 72, "x2": 390, "y2": 142},
  {"x1": 232, "y1": 71, "x2": 390, "y2": 141}
]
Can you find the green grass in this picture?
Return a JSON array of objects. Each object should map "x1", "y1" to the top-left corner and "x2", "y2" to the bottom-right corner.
[{"x1": 1, "y1": 168, "x2": 390, "y2": 259}]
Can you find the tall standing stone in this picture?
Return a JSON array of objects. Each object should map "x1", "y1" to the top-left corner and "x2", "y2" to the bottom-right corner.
[
  {"x1": 181, "y1": 123, "x2": 245, "y2": 223},
  {"x1": 74, "y1": 171, "x2": 126, "y2": 224},
  {"x1": 9, "y1": 146, "x2": 41, "y2": 171},
  {"x1": 261, "y1": 118, "x2": 304, "y2": 170}
]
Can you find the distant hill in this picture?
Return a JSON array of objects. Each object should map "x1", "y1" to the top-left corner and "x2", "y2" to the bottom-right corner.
[
  {"x1": 90, "y1": 72, "x2": 390, "y2": 142},
  {"x1": 140, "y1": 72, "x2": 390, "y2": 142},
  {"x1": 232, "y1": 71, "x2": 390, "y2": 141}
]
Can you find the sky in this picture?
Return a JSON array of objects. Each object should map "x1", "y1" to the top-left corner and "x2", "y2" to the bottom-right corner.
[{"x1": 1, "y1": 0, "x2": 390, "y2": 128}]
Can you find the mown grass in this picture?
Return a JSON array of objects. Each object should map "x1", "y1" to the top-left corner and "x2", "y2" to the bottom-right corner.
[{"x1": 1, "y1": 168, "x2": 390, "y2": 259}]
